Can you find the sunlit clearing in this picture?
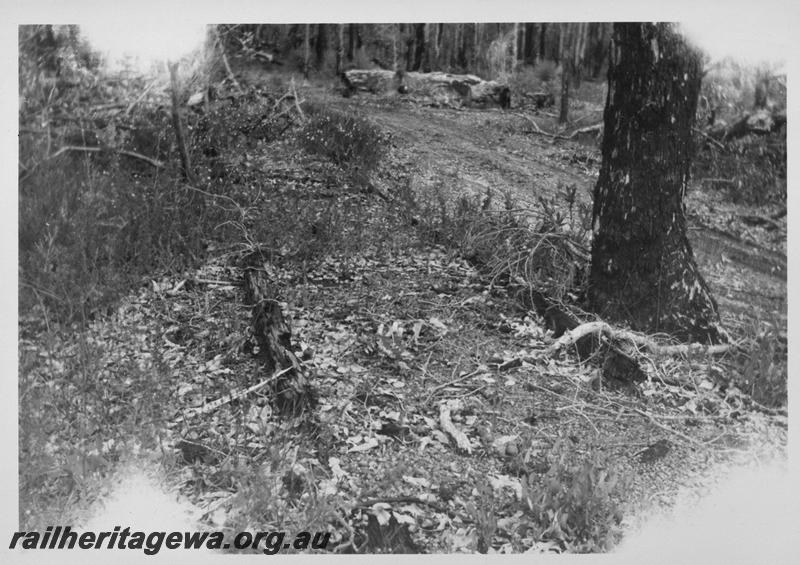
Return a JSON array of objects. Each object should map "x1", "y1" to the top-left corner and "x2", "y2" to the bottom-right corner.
[
  {"x1": 616, "y1": 462, "x2": 798, "y2": 564},
  {"x1": 80, "y1": 21, "x2": 208, "y2": 71},
  {"x1": 679, "y1": 16, "x2": 788, "y2": 68}
]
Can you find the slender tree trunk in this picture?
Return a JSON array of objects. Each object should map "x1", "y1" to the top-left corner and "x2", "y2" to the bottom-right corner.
[
  {"x1": 511, "y1": 23, "x2": 519, "y2": 69},
  {"x1": 472, "y1": 23, "x2": 480, "y2": 72},
  {"x1": 523, "y1": 23, "x2": 535, "y2": 63},
  {"x1": 392, "y1": 24, "x2": 398, "y2": 71},
  {"x1": 559, "y1": 66, "x2": 570, "y2": 123},
  {"x1": 168, "y1": 62, "x2": 194, "y2": 183},
  {"x1": 303, "y1": 24, "x2": 310, "y2": 80},
  {"x1": 559, "y1": 23, "x2": 573, "y2": 124},
  {"x1": 405, "y1": 24, "x2": 415, "y2": 71},
  {"x1": 559, "y1": 22, "x2": 588, "y2": 124},
  {"x1": 430, "y1": 23, "x2": 440, "y2": 70},
  {"x1": 313, "y1": 24, "x2": 327, "y2": 69},
  {"x1": 538, "y1": 23, "x2": 547, "y2": 62},
  {"x1": 348, "y1": 23, "x2": 357, "y2": 61},
  {"x1": 589, "y1": 23, "x2": 724, "y2": 343},
  {"x1": 413, "y1": 23, "x2": 426, "y2": 71},
  {"x1": 336, "y1": 24, "x2": 344, "y2": 74},
  {"x1": 422, "y1": 23, "x2": 431, "y2": 72}
]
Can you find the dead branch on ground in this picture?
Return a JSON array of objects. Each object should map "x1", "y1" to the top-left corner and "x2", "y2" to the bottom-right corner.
[{"x1": 548, "y1": 320, "x2": 736, "y2": 357}]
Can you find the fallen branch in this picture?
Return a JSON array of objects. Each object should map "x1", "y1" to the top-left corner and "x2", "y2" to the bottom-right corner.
[
  {"x1": 124, "y1": 80, "x2": 157, "y2": 116},
  {"x1": 738, "y1": 214, "x2": 783, "y2": 231},
  {"x1": 357, "y1": 496, "x2": 446, "y2": 514},
  {"x1": 514, "y1": 112, "x2": 568, "y2": 139},
  {"x1": 177, "y1": 366, "x2": 291, "y2": 422},
  {"x1": 693, "y1": 126, "x2": 726, "y2": 151},
  {"x1": 548, "y1": 321, "x2": 735, "y2": 357},
  {"x1": 49, "y1": 145, "x2": 164, "y2": 168},
  {"x1": 698, "y1": 178, "x2": 735, "y2": 185},
  {"x1": 630, "y1": 408, "x2": 705, "y2": 447},
  {"x1": 566, "y1": 122, "x2": 603, "y2": 140},
  {"x1": 424, "y1": 368, "x2": 482, "y2": 405}
]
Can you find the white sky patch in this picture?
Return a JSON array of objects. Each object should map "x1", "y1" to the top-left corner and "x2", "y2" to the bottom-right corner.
[
  {"x1": 678, "y1": 15, "x2": 790, "y2": 67},
  {"x1": 80, "y1": 20, "x2": 207, "y2": 70}
]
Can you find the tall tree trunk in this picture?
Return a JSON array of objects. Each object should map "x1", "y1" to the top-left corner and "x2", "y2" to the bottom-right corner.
[
  {"x1": 511, "y1": 23, "x2": 519, "y2": 68},
  {"x1": 559, "y1": 67, "x2": 570, "y2": 123},
  {"x1": 336, "y1": 24, "x2": 344, "y2": 74},
  {"x1": 589, "y1": 23, "x2": 723, "y2": 343},
  {"x1": 303, "y1": 24, "x2": 310, "y2": 80},
  {"x1": 523, "y1": 23, "x2": 536, "y2": 63},
  {"x1": 430, "y1": 23, "x2": 440, "y2": 70},
  {"x1": 412, "y1": 23, "x2": 426, "y2": 71},
  {"x1": 472, "y1": 23, "x2": 480, "y2": 72},
  {"x1": 559, "y1": 22, "x2": 588, "y2": 124},
  {"x1": 314, "y1": 24, "x2": 327, "y2": 69},
  {"x1": 392, "y1": 24, "x2": 399, "y2": 71},
  {"x1": 168, "y1": 62, "x2": 194, "y2": 183},
  {"x1": 347, "y1": 23, "x2": 358, "y2": 61},
  {"x1": 460, "y1": 23, "x2": 470, "y2": 70},
  {"x1": 586, "y1": 23, "x2": 611, "y2": 78},
  {"x1": 558, "y1": 23, "x2": 573, "y2": 124},
  {"x1": 422, "y1": 23, "x2": 431, "y2": 71},
  {"x1": 539, "y1": 23, "x2": 547, "y2": 62}
]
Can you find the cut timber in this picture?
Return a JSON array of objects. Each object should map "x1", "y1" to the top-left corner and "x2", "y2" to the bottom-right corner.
[
  {"x1": 243, "y1": 267, "x2": 315, "y2": 416},
  {"x1": 341, "y1": 69, "x2": 510, "y2": 108}
]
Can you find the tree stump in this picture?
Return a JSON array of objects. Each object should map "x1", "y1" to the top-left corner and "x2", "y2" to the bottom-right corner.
[{"x1": 243, "y1": 266, "x2": 315, "y2": 416}]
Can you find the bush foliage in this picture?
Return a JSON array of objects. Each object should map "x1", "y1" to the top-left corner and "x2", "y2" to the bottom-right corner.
[{"x1": 298, "y1": 107, "x2": 388, "y2": 188}]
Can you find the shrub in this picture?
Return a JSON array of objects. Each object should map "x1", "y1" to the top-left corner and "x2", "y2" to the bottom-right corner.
[
  {"x1": 693, "y1": 131, "x2": 786, "y2": 205},
  {"x1": 533, "y1": 60, "x2": 559, "y2": 85},
  {"x1": 521, "y1": 441, "x2": 629, "y2": 552},
  {"x1": 510, "y1": 65, "x2": 544, "y2": 96},
  {"x1": 298, "y1": 107, "x2": 388, "y2": 188},
  {"x1": 735, "y1": 318, "x2": 787, "y2": 407},
  {"x1": 19, "y1": 149, "x2": 213, "y2": 323}
]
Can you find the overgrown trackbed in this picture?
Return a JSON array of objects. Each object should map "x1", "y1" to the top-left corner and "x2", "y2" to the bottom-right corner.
[
  {"x1": 20, "y1": 82, "x2": 788, "y2": 554},
  {"x1": 324, "y1": 92, "x2": 787, "y2": 332}
]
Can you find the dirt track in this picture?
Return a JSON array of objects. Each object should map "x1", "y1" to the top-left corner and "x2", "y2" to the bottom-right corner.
[{"x1": 321, "y1": 93, "x2": 786, "y2": 330}]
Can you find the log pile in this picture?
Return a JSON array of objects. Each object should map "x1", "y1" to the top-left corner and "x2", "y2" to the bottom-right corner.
[{"x1": 341, "y1": 69, "x2": 511, "y2": 109}]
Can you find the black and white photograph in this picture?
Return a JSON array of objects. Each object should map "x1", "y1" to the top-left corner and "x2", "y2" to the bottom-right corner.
[{"x1": 8, "y1": 0, "x2": 797, "y2": 561}]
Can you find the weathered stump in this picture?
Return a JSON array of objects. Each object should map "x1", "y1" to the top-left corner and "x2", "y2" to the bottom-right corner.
[{"x1": 243, "y1": 266, "x2": 315, "y2": 416}]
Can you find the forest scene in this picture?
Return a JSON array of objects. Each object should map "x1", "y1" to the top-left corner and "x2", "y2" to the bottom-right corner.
[{"x1": 16, "y1": 19, "x2": 789, "y2": 556}]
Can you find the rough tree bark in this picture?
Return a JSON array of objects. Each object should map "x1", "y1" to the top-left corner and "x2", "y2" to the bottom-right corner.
[{"x1": 589, "y1": 23, "x2": 724, "y2": 343}]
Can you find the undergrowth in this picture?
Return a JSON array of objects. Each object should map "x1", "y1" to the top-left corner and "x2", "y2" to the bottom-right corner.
[
  {"x1": 298, "y1": 106, "x2": 389, "y2": 189},
  {"x1": 403, "y1": 177, "x2": 591, "y2": 305},
  {"x1": 522, "y1": 440, "x2": 628, "y2": 552}
]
